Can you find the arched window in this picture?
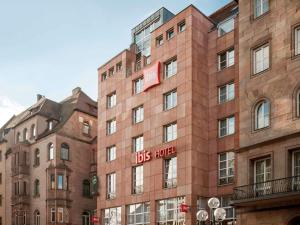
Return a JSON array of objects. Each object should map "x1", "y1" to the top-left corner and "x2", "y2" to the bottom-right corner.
[
  {"x1": 34, "y1": 210, "x2": 40, "y2": 225},
  {"x1": 48, "y1": 143, "x2": 54, "y2": 160},
  {"x1": 82, "y1": 180, "x2": 90, "y2": 197},
  {"x1": 34, "y1": 148, "x2": 40, "y2": 166},
  {"x1": 60, "y1": 143, "x2": 69, "y2": 161},
  {"x1": 34, "y1": 179, "x2": 40, "y2": 197},
  {"x1": 255, "y1": 100, "x2": 270, "y2": 130},
  {"x1": 82, "y1": 211, "x2": 90, "y2": 225},
  {"x1": 23, "y1": 128, "x2": 28, "y2": 141},
  {"x1": 31, "y1": 124, "x2": 36, "y2": 139}
]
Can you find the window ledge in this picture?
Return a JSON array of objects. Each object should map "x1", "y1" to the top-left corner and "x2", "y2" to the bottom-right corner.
[
  {"x1": 217, "y1": 64, "x2": 235, "y2": 73},
  {"x1": 218, "y1": 133, "x2": 235, "y2": 139},
  {"x1": 252, "y1": 125, "x2": 271, "y2": 133},
  {"x1": 251, "y1": 10, "x2": 270, "y2": 23},
  {"x1": 251, "y1": 68, "x2": 270, "y2": 78},
  {"x1": 217, "y1": 29, "x2": 235, "y2": 39},
  {"x1": 218, "y1": 98, "x2": 235, "y2": 105},
  {"x1": 217, "y1": 182, "x2": 235, "y2": 187}
]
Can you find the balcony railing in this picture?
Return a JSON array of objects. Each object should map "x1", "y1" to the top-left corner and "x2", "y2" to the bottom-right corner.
[
  {"x1": 12, "y1": 165, "x2": 30, "y2": 176},
  {"x1": 11, "y1": 195, "x2": 30, "y2": 205},
  {"x1": 233, "y1": 175, "x2": 300, "y2": 201}
]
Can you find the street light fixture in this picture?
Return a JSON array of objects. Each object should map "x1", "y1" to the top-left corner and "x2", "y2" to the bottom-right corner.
[{"x1": 197, "y1": 197, "x2": 226, "y2": 225}]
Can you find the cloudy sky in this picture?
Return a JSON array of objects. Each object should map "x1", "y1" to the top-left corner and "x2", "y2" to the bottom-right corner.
[{"x1": 0, "y1": 0, "x2": 230, "y2": 127}]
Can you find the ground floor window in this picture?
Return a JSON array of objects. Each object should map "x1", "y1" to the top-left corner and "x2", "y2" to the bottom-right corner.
[
  {"x1": 82, "y1": 211, "x2": 90, "y2": 225},
  {"x1": 127, "y1": 202, "x2": 150, "y2": 225},
  {"x1": 103, "y1": 207, "x2": 121, "y2": 225},
  {"x1": 156, "y1": 196, "x2": 185, "y2": 225},
  {"x1": 34, "y1": 210, "x2": 40, "y2": 225},
  {"x1": 220, "y1": 196, "x2": 236, "y2": 224}
]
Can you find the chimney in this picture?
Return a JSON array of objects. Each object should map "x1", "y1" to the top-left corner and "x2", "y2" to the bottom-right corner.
[
  {"x1": 72, "y1": 87, "x2": 81, "y2": 95},
  {"x1": 37, "y1": 94, "x2": 43, "y2": 102}
]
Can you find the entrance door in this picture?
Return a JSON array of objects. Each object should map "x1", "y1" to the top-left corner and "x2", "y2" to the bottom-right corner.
[{"x1": 254, "y1": 158, "x2": 271, "y2": 196}]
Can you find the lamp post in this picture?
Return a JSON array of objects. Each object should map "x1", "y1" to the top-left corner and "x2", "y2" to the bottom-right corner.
[{"x1": 196, "y1": 197, "x2": 226, "y2": 225}]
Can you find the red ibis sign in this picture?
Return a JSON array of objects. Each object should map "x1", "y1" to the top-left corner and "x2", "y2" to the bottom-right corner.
[
  {"x1": 91, "y1": 216, "x2": 99, "y2": 223},
  {"x1": 179, "y1": 203, "x2": 189, "y2": 213},
  {"x1": 143, "y1": 61, "x2": 161, "y2": 91},
  {"x1": 136, "y1": 146, "x2": 176, "y2": 164}
]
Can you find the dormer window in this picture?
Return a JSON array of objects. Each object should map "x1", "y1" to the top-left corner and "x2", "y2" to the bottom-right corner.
[
  {"x1": 48, "y1": 121, "x2": 53, "y2": 131},
  {"x1": 83, "y1": 122, "x2": 90, "y2": 135}
]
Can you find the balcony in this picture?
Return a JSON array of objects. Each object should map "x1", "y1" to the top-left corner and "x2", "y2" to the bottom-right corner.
[
  {"x1": 11, "y1": 195, "x2": 30, "y2": 205},
  {"x1": 12, "y1": 165, "x2": 30, "y2": 176},
  {"x1": 47, "y1": 189, "x2": 71, "y2": 201},
  {"x1": 232, "y1": 176, "x2": 300, "y2": 206}
]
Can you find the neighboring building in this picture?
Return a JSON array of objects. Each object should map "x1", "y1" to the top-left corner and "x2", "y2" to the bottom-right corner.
[
  {"x1": 97, "y1": 2, "x2": 238, "y2": 225},
  {"x1": 0, "y1": 87, "x2": 98, "y2": 225},
  {"x1": 232, "y1": 0, "x2": 300, "y2": 225}
]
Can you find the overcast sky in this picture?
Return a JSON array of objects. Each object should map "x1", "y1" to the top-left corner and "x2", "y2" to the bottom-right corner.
[{"x1": 0, "y1": 0, "x2": 230, "y2": 127}]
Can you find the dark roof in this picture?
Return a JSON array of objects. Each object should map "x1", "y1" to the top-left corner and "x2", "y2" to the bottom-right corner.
[
  {"x1": 209, "y1": 1, "x2": 238, "y2": 24},
  {"x1": 0, "y1": 87, "x2": 97, "y2": 141}
]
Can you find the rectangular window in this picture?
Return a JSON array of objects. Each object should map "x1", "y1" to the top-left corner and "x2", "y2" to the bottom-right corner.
[
  {"x1": 103, "y1": 207, "x2": 121, "y2": 225},
  {"x1": 254, "y1": 0, "x2": 269, "y2": 18},
  {"x1": 157, "y1": 197, "x2": 185, "y2": 224},
  {"x1": 295, "y1": 26, "x2": 300, "y2": 56},
  {"x1": 164, "y1": 89, "x2": 177, "y2": 110},
  {"x1": 107, "y1": 145, "x2": 116, "y2": 162},
  {"x1": 132, "y1": 165, "x2": 144, "y2": 194},
  {"x1": 253, "y1": 43, "x2": 269, "y2": 74},
  {"x1": 108, "y1": 67, "x2": 114, "y2": 76},
  {"x1": 219, "y1": 116, "x2": 235, "y2": 137},
  {"x1": 101, "y1": 72, "x2": 107, "y2": 81},
  {"x1": 164, "y1": 157, "x2": 177, "y2": 188},
  {"x1": 220, "y1": 196, "x2": 236, "y2": 222},
  {"x1": 107, "y1": 92, "x2": 116, "y2": 108},
  {"x1": 60, "y1": 146, "x2": 69, "y2": 161},
  {"x1": 51, "y1": 208, "x2": 56, "y2": 223},
  {"x1": 218, "y1": 49, "x2": 234, "y2": 70},
  {"x1": 127, "y1": 202, "x2": 150, "y2": 225},
  {"x1": 0, "y1": 173, "x2": 2, "y2": 185},
  {"x1": 156, "y1": 35, "x2": 163, "y2": 47},
  {"x1": 57, "y1": 208, "x2": 63, "y2": 223},
  {"x1": 254, "y1": 157, "x2": 272, "y2": 194},
  {"x1": 178, "y1": 20, "x2": 186, "y2": 32},
  {"x1": 107, "y1": 172, "x2": 116, "y2": 199},
  {"x1": 218, "y1": 83, "x2": 235, "y2": 103},
  {"x1": 50, "y1": 174, "x2": 55, "y2": 190},
  {"x1": 163, "y1": 122, "x2": 177, "y2": 142},
  {"x1": 106, "y1": 118, "x2": 116, "y2": 135},
  {"x1": 133, "y1": 77, "x2": 144, "y2": 94},
  {"x1": 133, "y1": 105, "x2": 144, "y2": 124},
  {"x1": 165, "y1": 58, "x2": 177, "y2": 78},
  {"x1": 166, "y1": 28, "x2": 174, "y2": 40},
  {"x1": 218, "y1": 152, "x2": 235, "y2": 185},
  {"x1": 116, "y1": 62, "x2": 122, "y2": 72},
  {"x1": 132, "y1": 135, "x2": 144, "y2": 152},
  {"x1": 0, "y1": 195, "x2": 2, "y2": 206},
  {"x1": 218, "y1": 17, "x2": 234, "y2": 37},
  {"x1": 57, "y1": 175, "x2": 63, "y2": 190},
  {"x1": 293, "y1": 150, "x2": 300, "y2": 176}
]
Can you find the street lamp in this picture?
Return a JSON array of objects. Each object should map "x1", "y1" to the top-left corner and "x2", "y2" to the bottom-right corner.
[{"x1": 197, "y1": 197, "x2": 226, "y2": 225}]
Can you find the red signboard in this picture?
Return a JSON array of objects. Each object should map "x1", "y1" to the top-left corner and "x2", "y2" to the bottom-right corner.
[
  {"x1": 91, "y1": 216, "x2": 99, "y2": 223},
  {"x1": 136, "y1": 146, "x2": 176, "y2": 164},
  {"x1": 143, "y1": 61, "x2": 161, "y2": 91},
  {"x1": 179, "y1": 203, "x2": 189, "y2": 213}
]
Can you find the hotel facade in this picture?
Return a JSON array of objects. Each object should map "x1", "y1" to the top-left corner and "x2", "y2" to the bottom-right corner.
[{"x1": 97, "y1": 0, "x2": 300, "y2": 225}]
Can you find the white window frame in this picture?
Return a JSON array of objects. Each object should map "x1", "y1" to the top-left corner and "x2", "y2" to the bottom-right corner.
[
  {"x1": 254, "y1": 0, "x2": 269, "y2": 18},
  {"x1": 57, "y1": 208, "x2": 64, "y2": 223},
  {"x1": 156, "y1": 197, "x2": 185, "y2": 224},
  {"x1": 218, "y1": 83, "x2": 235, "y2": 104},
  {"x1": 164, "y1": 89, "x2": 177, "y2": 110},
  {"x1": 127, "y1": 202, "x2": 150, "y2": 225},
  {"x1": 107, "y1": 145, "x2": 116, "y2": 162},
  {"x1": 132, "y1": 135, "x2": 144, "y2": 152},
  {"x1": 51, "y1": 208, "x2": 56, "y2": 223},
  {"x1": 132, "y1": 165, "x2": 144, "y2": 194},
  {"x1": 156, "y1": 35, "x2": 164, "y2": 47},
  {"x1": 254, "y1": 100, "x2": 270, "y2": 130},
  {"x1": 106, "y1": 119, "x2": 116, "y2": 135},
  {"x1": 292, "y1": 150, "x2": 300, "y2": 177},
  {"x1": 164, "y1": 157, "x2": 177, "y2": 188},
  {"x1": 220, "y1": 196, "x2": 236, "y2": 221},
  {"x1": 218, "y1": 17, "x2": 234, "y2": 37},
  {"x1": 103, "y1": 207, "x2": 121, "y2": 225},
  {"x1": 107, "y1": 172, "x2": 116, "y2": 199},
  {"x1": 253, "y1": 43, "x2": 269, "y2": 74},
  {"x1": 165, "y1": 58, "x2": 177, "y2": 78},
  {"x1": 133, "y1": 105, "x2": 144, "y2": 124},
  {"x1": 133, "y1": 77, "x2": 144, "y2": 94},
  {"x1": 218, "y1": 116, "x2": 235, "y2": 137},
  {"x1": 218, "y1": 49, "x2": 234, "y2": 70},
  {"x1": 163, "y1": 122, "x2": 177, "y2": 142},
  {"x1": 178, "y1": 21, "x2": 186, "y2": 33},
  {"x1": 166, "y1": 28, "x2": 174, "y2": 40},
  {"x1": 218, "y1": 152, "x2": 235, "y2": 185},
  {"x1": 107, "y1": 92, "x2": 116, "y2": 108}
]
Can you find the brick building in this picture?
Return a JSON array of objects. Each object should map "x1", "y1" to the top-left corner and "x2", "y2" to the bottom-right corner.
[
  {"x1": 97, "y1": 2, "x2": 239, "y2": 225},
  {"x1": 0, "y1": 87, "x2": 98, "y2": 225}
]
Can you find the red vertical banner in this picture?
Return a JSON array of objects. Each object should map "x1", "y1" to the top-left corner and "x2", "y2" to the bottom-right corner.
[{"x1": 143, "y1": 61, "x2": 161, "y2": 91}]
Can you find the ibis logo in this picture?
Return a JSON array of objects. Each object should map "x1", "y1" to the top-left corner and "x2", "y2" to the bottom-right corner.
[{"x1": 136, "y1": 146, "x2": 176, "y2": 164}]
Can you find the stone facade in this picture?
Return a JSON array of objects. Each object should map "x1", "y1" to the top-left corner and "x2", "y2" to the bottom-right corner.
[{"x1": 0, "y1": 88, "x2": 97, "y2": 225}]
